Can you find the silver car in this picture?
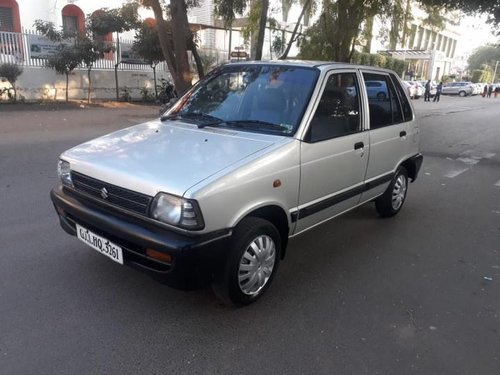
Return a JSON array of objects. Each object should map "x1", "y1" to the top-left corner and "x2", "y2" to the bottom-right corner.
[
  {"x1": 442, "y1": 81, "x2": 474, "y2": 97},
  {"x1": 51, "y1": 61, "x2": 423, "y2": 305}
]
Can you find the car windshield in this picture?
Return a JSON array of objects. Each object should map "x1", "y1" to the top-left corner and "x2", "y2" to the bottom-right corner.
[{"x1": 164, "y1": 64, "x2": 319, "y2": 136}]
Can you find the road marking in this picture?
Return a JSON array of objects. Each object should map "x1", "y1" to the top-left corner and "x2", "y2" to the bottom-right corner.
[
  {"x1": 456, "y1": 157, "x2": 480, "y2": 166},
  {"x1": 494, "y1": 181, "x2": 500, "y2": 187},
  {"x1": 444, "y1": 168, "x2": 469, "y2": 178}
]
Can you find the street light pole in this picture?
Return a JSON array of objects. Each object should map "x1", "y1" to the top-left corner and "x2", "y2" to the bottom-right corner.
[{"x1": 493, "y1": 61, "x2": 499, "y2": 84}]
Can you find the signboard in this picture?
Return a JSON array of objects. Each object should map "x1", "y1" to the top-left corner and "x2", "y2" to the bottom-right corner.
[
  {"x1": 230, "y1": 51, "x2": 248, "y2": 58},
  {"x1": 120, "y1": 42, "x2": 148, "y2": 65},
  {"x1": 28, "y1": 35, "x2": 70, "y2": 59}
]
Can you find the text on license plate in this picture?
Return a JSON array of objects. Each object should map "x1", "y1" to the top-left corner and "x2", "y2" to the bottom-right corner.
[{"x1": 76, "y1": 224, "x2": 124, "y2": 265}]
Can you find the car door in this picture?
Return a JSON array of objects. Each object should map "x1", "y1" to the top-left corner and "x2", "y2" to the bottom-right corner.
[
  {"x1": 359, "y1": 71, "x2": 413, "y2": 203},
  {"x1": 295, "y1": 70, "x2": 369, "y2": 234}
]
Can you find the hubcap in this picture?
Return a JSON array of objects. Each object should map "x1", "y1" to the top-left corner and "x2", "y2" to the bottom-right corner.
[
  {"x1": 391, "y1": 174, "x2": 407, "y2": 210},
  {"x1": 238, "y1": 235, "x2": 276, "y2": 296}
]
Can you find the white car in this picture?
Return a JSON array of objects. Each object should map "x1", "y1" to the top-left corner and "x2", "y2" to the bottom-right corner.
[{"x1": 51, "y1": 61, "x2": 423, "y2": 305}]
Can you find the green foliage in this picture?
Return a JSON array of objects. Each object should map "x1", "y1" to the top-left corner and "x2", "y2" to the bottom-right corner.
[
  {"x1": 132, "y1": 20, "x2": 165, "y2": 65},
  {"x1": 214, "y1": 0, "x2": 247, "y2": 27},
  {"x1": 471, "y1": 69, "x2": 492, "y2": 83},
  {"x1": 350, "y1": 51, "x2": 405, "y2": 75},
  {"x1": 418, "y1": 0, "x2": 500, "y2": 28},
  {"x1": 298, "y1": 0, "x2": 392, "y2": 62},
  {"x1": 120, "y1": 87, "x2": 132, "y2": 102},
  {"x1": 90, "y1": 3, "x2": 140, "y2": 36},
  {"x1": 271, "y1": 34, "x2": 286, "y2": 57},
  {"x1": 140, "y1": 86, "x2": 155, "y2": 102},
  {"x1": 467, "y1": 45, "x2": 500, "y2": 71},
  {"x1": 46, "y1": 46, "x2": 81, "y2": 76},
  {"x1": 198, "y1": 52, "x2": 218, "y2": 74},
  {"x1": 0, "y1": 63, "x2": 23, "y2": 87}
]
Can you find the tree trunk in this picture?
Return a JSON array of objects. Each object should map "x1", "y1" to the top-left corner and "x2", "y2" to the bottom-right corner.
[
  {"x1": 170, "y1": 0, "x2": 193, "y2": 94},
  {"x1": 87, "y1": 67, "x2": 92, "y2": 104},
  {"x1": 152, "y1": 64, "x2": 158, "y2": 100},
  {"x1": 65, "y1": 72, "x2": 69, "y2": 102},
  {"x1": 254, "y1": 0, "x2": 269, "y2": 60},
  {"x1": 279, "y1": 0, "x2": 311, "y2": 60},
  {"x1": 148, "y1": 0, "x2": 192, "y2": 95},
  {"x1": 190, "y1": 39, "x2": 205, "y2": 79}
]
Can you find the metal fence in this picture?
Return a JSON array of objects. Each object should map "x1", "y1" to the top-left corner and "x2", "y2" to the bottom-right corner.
[{"x1": 0, "y1": 29, "x2": 168, "y2": 72}]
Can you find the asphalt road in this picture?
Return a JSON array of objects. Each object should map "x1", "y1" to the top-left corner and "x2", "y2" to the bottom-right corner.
[{"x1": 1, "y1": 96, "x2": 499, "y2": 374}]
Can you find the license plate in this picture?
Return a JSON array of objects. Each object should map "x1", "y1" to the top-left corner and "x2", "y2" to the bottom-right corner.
[{"x1": 76, "y1": 224, "x2": 124, "y2": 265}]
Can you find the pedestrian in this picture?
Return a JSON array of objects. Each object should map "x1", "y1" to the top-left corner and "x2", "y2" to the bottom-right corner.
[
  {"x1": 487, "y1": 84, "x2": 493, "y2": 98},
  {"x1": 424, "y1": 80, "x2": 431, "y2": 101},
  {"x1": 495, "y1": 85, "x2": 500, "y2": 98},
  {"x1": 483, "y1": 84, "x2": 488, "y2": 97},
  {"x1": 433, "y1": 82, "x2": 443, "y2": 102}
]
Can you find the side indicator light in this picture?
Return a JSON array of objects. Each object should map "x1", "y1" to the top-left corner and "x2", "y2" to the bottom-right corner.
[{"x1": 146, "y1": 248, "x2": 172, "y2": 263}]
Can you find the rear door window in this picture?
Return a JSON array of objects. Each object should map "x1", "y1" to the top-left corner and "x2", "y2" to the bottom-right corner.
[{"x1": 362, "y1": 72, "x2": 404, "y2": 129}]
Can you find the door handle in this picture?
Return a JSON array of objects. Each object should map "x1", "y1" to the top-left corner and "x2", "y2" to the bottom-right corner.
[
  {"x1": 354, "y1": 142, "x2": 364, "y2": 150},
  {"x1": 400, "y1": 131, "x2": 407, "y2": 137}
]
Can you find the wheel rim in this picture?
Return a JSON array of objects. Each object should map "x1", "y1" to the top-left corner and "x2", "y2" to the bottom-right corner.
[
  {"x1": 238, "y1": 235, "x2": 276, "y2": 296},
  {"x1": 391, "y1": 174, "x2": 407, "y2": 210}
]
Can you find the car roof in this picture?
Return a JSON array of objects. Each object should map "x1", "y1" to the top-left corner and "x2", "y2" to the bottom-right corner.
[{"x1": 225, "y1": 60, "x2": 399, "y2": 74}]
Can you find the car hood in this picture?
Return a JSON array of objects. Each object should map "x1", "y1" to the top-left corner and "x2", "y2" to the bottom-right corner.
[{"x1": 62, "y1": 120, "x2": 276, "y2": 197}]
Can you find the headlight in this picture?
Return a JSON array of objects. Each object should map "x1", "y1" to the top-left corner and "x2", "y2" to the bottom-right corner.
[
  {"x1": 150, "y1": 193, "x2": 204, "y2": 230},
  {"x1": 57, "y1": 160, "x2": 73, "y2": 188}
]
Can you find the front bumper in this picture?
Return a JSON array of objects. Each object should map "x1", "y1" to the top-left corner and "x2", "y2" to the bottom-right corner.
[{"x1": 50, "y1": 185, "x2": 232, "y2": 290}]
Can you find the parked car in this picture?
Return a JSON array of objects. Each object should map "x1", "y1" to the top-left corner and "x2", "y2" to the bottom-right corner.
[
  {"x1": 405, "y1": 81, "x2": 423, "y2": 99},
  {"x1": 418, "y1": 80, "x2": 437, "y2": 97},
  {"x1": 403, "y1": 81, "x2": 416, "y2": 99},
  {"x1": 441, "y1": 81, "x2": 474, "y2": 96},
  {"x1": 51, "y1": 62, "x2": 423, "y2": 305},
  {"x1": 365, "y1": 80, "x2": 389, "y2": 100}
]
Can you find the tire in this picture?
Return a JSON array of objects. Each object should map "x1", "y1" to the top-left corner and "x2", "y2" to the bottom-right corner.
[
  {"x1": 212, "y1": 217, "x2": 281, "y2": 306},
  {"x1": 459, "y1": 91, "x2": 466, "y2": 97},
  {"x1": 375, "y1": 166, "x2": 409, "y2": 218}
]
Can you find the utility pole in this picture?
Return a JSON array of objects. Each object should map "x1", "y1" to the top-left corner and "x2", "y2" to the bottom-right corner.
[{"x1": 493, "y1": 61, "x2": 499, "y2": 84}]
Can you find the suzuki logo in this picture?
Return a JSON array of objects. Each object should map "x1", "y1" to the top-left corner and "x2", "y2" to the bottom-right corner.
[{"x1": 100, "y1": 187, "x2": 109, "y2": 200}]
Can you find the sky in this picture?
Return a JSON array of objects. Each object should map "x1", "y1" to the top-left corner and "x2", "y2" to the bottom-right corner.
[{"x1": 456, "y1": 15, "x2": 498, "y2": 57}]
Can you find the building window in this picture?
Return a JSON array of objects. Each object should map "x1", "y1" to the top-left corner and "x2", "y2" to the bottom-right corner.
[
  {"x1": 62, "y1": 4, "x2": 84, "y2": 34},
  {"x1": 0, "y1": 0, "x2": 20, "y2": 32}
]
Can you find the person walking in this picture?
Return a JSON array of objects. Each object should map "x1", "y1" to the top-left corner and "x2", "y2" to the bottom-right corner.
[
  {"x1": 433, "y1": 82, "x2": 443, "y2": 102},
  {"x1": 424, "y1": 80, "x2": 431, "y2": 101},
  {"x1": 483, "y1": 84, "x2": 488, "y2": 97},
  {"x1": 495, "y1": 85, "x2": 500, "y2": 98},
  {"x1": 487, "y1": 84, "x2": 493, "y2": 98}
]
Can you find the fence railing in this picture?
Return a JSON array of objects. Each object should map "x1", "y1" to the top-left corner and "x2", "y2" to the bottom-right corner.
[{"x1": 0, "y1": 29, "x2": 168, "y2": 72}]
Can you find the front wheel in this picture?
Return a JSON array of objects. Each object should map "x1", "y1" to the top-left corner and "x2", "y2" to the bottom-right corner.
[
  {"x1": 375, "y1": 166, "x2": 408, "y2": 217},
  {"x1": 459, "y1": 90, "x2": 466, "y2": 97},
  {"x1": 212, "y1": 217, "x2": 281, "y2": 306}
]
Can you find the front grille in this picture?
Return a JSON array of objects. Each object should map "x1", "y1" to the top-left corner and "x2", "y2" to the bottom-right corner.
[{"x1": 71, "y1": 171, "x2": 153, "y2": 216}]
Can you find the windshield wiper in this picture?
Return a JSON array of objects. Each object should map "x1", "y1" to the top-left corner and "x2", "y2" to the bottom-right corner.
[
  {"x1": 224, "y1": 120, "x2": 291, "y2": 134},
  {"x1": 161, "y1": 113, "x2": 224, "y2": 128}
]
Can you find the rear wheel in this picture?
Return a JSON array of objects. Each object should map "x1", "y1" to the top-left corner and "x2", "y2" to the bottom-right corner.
[
  {"x1": 212, "y1": 217, "x2": 281, "y2": 306},
  {"x1": 459, "y1": 90, "x2": 466, "y2": 97},
  {"x1": 375, "y1": 166, "x2": 408, "y2": 218}
]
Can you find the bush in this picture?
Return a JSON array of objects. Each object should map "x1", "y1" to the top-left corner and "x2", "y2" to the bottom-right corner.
[{"x1": 0, "y1": 63, "x2": 23, "y2": 101}]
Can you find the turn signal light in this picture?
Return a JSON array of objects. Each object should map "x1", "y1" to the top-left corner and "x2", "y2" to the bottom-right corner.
[{"x1": 146, "y1": 248, "x2": 172, "y2": 263}]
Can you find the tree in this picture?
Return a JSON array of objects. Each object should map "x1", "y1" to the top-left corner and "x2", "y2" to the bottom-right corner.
[
  {"x1": 279, "y1": 0, "x2": 313, "y2": 59},
  {"x1": 141, "y1": 0, "x2": 205, "y2": 95},
  {"x1": 299, "y1": 0, "x2": 391, "y2": 62},
  {"x1": 90, "y1": 4, "x2": 140, "y2": 100},
  {"x1": 468, "y1": 45, "x2": 500, "y2": 71},
  {"x1": 132, "y1": 19, "x2": 166, "y2": 99},
  {"x1": 34, "y1": 20, "x2": 82, "y2": 102},
  {"x1": 214, "y1": 0, "x2": 269, "y2": 60},
  {"x1": 419, "y1": 0, "x2": 500, "y2": 29},
  {"x1": 0, "y1": 63, "x2": 23, "y2": 101}
]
